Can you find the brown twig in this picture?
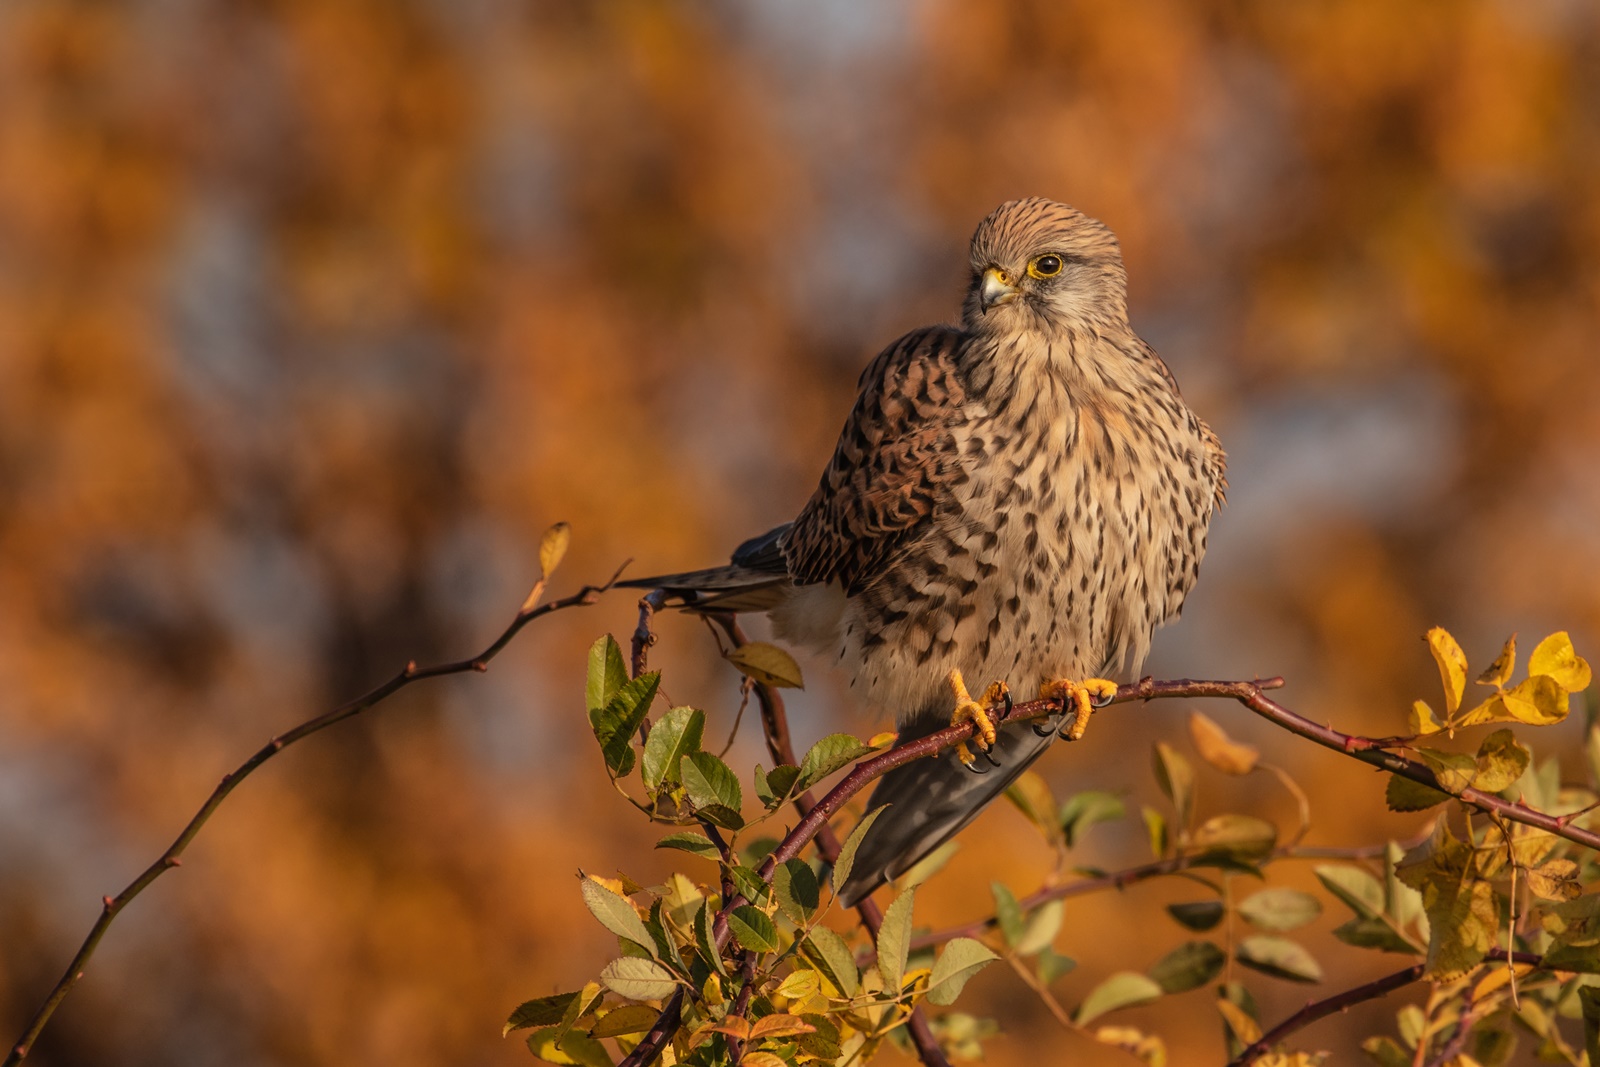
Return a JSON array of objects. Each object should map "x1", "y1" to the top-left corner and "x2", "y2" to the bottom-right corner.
[
  {"x1": 714, "y1": 616, "x2": 951, "y2": 1067},
  {"x1": 5, "y1": 567, "x2": 625, "y2": 1067},
  {"x1": 1228, "y1": 950, "x2": 1543, "y2": 1066}
]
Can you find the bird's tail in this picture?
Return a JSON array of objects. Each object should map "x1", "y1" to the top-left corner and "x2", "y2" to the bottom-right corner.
[
  {"x1": 618, "y1": 523, "x2": 793, "y2": 613},
  {"x1": 616, "y1": 564, "x2": 791, "y2": 613},
  {"x1": 835, "y1": 710, "x2": 1064, "y2": 907}
]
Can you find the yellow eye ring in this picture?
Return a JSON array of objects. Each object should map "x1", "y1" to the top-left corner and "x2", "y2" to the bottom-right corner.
[{"x1": 1027, "y1": 254, "x2": 1065, "y2": 279}]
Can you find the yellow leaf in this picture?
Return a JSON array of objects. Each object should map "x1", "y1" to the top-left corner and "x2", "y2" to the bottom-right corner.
[
  {"x1": 1475, "y1": 634, "x2": 1516, "y2": 688},
  {"x1": 1188, "y1": 711, "x2": 1259, "y2": 775},
  {"x1": 1095, "y1": 1026, "x2": 1168, "y2": 1067},
  {"x1": 1426, "y1": 627, "x2": 1469, "y2": 716},
  {"x1": 867, "y1": 731, "x2": 898, "y2": 749},
  {"x1": 1529, "y1": 631, "x2": 1592, "y2": 692},
  {"x1": 748, "y1": 1014, "x2": 815, "y2": 1040},
  {"x1": 1410, "y1": 700, "x2": 1445, "y2": 735},
  {"x1": 1499, "y1": 674, "x2": 1568, "y2": 726},
  {"x1": 1454, "y1": 695, "x2": 1512, "y2": 730},
  {"x1": 539, "y1": 521, "x2": 571, "y2": 579},
  {"x1": 725, "y1": 642, "x2": 805, "y2": 689},
  {"x1": 1216, "y1": 998, "x2": 1261, "y2": 1044},
  {"x1": 1471, "y1": 961, "x2": 1536, "y2": 1001}
]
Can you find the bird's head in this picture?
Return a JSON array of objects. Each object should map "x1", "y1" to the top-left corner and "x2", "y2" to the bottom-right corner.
[{"x1": 961, "y1": 198, "x2": 1129, "y2": 336}]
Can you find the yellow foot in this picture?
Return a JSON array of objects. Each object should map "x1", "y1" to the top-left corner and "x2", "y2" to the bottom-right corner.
[
  {"x1": 948, "y1": 668, "x2": 1008, "y2": 766},
  {"x1": 1039, "y1": 678, "x2": 1120, "y2": 741}
]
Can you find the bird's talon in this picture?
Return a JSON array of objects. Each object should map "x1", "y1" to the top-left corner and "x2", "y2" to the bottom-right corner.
[
  {"x1": 947, "y1": 669, "x2": 1003, "y2": 752},
  {"x1": 1039, "y1": 677, "x2": 1120, "y2": 742}
]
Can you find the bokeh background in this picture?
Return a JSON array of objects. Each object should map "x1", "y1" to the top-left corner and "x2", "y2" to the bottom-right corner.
[{"x1": 2, "y1": 1, "x2": 1598, "y2": 1064}]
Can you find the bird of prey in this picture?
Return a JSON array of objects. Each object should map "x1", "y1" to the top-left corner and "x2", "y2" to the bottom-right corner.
[{"x1": 623, "y1": 198, "x2": 1226, "y2": 906}]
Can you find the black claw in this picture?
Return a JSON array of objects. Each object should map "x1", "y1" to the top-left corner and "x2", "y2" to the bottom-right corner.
[
  {"x1": 1091, "y1": 688, "x2": 1117, "y2": 709},
  {"x1": 1001, "y1": 689, "x2": 1014, "y2": 717},
  {"x1": 1032, "y1": 719, "x2": 1055, "y2": 737},
  {"x1": 963, "y1": 754, "x2": 990, "y2": 775},
  {"x1": 981, "y1": 744, "x2": 1002, "y2": 768}
]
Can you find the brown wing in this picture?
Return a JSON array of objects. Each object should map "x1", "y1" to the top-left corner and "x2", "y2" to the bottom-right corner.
[{"x1": 783, "y1": 326, "x2": 974, "y2": 595}]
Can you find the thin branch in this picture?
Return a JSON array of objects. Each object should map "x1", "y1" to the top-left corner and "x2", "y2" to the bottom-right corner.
[
  {"x1": 5, "y1": 566, "x2": 625, "y2": 1067},
  {"x1": 1229, "y1": 950, "x2": 1543, "y2": 1067}
]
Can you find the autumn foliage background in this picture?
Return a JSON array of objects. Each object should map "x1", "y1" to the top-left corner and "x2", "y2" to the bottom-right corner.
[{"x1": 2, "y1": 3, "x2": 1599, "y2": 1065}]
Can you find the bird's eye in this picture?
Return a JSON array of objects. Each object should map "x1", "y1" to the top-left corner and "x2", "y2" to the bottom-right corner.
[{"x1": 1028, "y1": 254, "x2": 1065, "y2": 279}]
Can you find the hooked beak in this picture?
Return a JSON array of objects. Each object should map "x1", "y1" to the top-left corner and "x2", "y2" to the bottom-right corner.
[{"x1": 980, "y1": 267, "x2": 1018, "y2": 311}]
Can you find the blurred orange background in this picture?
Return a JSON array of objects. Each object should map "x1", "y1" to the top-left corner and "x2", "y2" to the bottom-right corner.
[{"x1": 2, "y1": 2, "x2": 1598, "y2": 1064}]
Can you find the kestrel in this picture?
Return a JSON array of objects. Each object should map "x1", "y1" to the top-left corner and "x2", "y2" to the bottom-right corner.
[{"x1": 624, "y1": 198, "x2": 1226, "y2": 906}]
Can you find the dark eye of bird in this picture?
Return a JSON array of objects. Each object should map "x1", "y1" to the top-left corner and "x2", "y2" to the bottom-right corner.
[{"x1": 1030, "y1": 254, "x2": 1064, "y2": 278}]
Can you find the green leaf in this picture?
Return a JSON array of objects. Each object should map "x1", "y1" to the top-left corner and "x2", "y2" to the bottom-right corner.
[
  {"x1": 1537, "y1": 942, "x2": 1600, "y2": 974},
  {"x1": 1167, "y1": 901, "x2": 1225, "y2": 931},
  {"x1": 1237, "y1": 888, "x2": 1322, "y2": 933},
  {"x1": 586, "y1": 635, "x2": 629, "y2": 714},
  {"x1": 726, "y1": 864, "x2": 771, "y2": 906},
  {"x1": 525, "y1": 1026, "x2": 614, "y2": 1067},
  {"x1": 728, "y1": 905, "x2": 779, "y2": 953},
  {"x1": 1315, "y1": 865, "x2": 1385, "y2": 919},
  {"x1": 1361, "y1": 1036, "x2": 1412, "y2": 1067},
  {"x1": 1579, "y1": 985, "x2": 1600, "y2": 1063},
  {"x1": 645, "y1": 899, "x2": 685, "y2": 973},
  {"x1": 1148, "y1": 940, "x2": 1225, "y2": 993},
  {"x1": 589, "y1": 672, "x2": 660, "y2": 778},
  {"x1": 991, "y1": 882, "x2": 1024, "y2": 948},
  {"x1": 589, "y1": 1004, "x2": 663, "y2": 1039},
  {"x1": 1473, "y1": 728, "x2": 1531, "y2": 793},
  {"x1": 1005, "y1": 771, "x2": 1063, "y2": 847},
  {"x1": 802, "y1": 925, "x2": 859, "y2": 998},
  {"x1": 1152, "y1": 742, "x2": 1194, "y2": 828},
  {"x1": 579, "y1": 875, "x2": 654, "y2": 954},
  {"x1": 899, "y1": 840, "x2": 960, "y2": 889},
  {"x1": 694, "y1": 898, "x2": 725, "y2": 977},
  {"x1": 681, "y1": 750, "x2": 743, "y2": 828},
  {"x1": 1037, "y1": 947, "x2": 1077, "y2": 985},
  {"x1": 1076, "y1": 971, "x2": 1163, "y2": 1024},
  {"x1": 797, "y1": 733, "x2": 873, "y2": 792},
  {"x1": 1235, "y1": 936, "x2": 1323, "y2": 983},
  {"x1": 1191, "y1": 814, "x2": 1277, "y2": 859},
  {"x1": 1332, "y1": 917, "x2": 1418, "y2": 954},
  {"x1": 641, "y1": 705, "x2": 704, "y2": 793},
  {"x1": 1386, "y1": 774, "x2": 1452, "y2": 812},
  {"x1": 832, "y1": 806, "x2": 887, "y2": 894},
  {"x1": 757, "y1": 764, "x2": 801, "y2": 808},
  {"x1": 726, "y1": 641, "x2": 805, "y2": 688},
  {"x1": 927, "y1": 937, "x2": 1000, "y2": 1006},
  {"x1": 773, "y1": 858, "x2": 820, "y2": 924},
  {"x1": 797, "y1": 1014, "x2": 843, "y2": 1061},
  {"x1": 655, "y1": 831, "x2": 720, "y2": 859},
  {"x1": 1015, "y1": 899, "x2": 1064, "y2": 956},
  {"x1": 1059, "y1": 789, "x2": 1126, "y2": 847},
  {"x1": 505, "y1": 992, "x2": 580, "y2": 1035},
  {"x1": 877, "y1": 889, "x2": 916, "y2": 991},
  {"x1": 599, "y1": 956, "x2": 678, "y2": 1000}
]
